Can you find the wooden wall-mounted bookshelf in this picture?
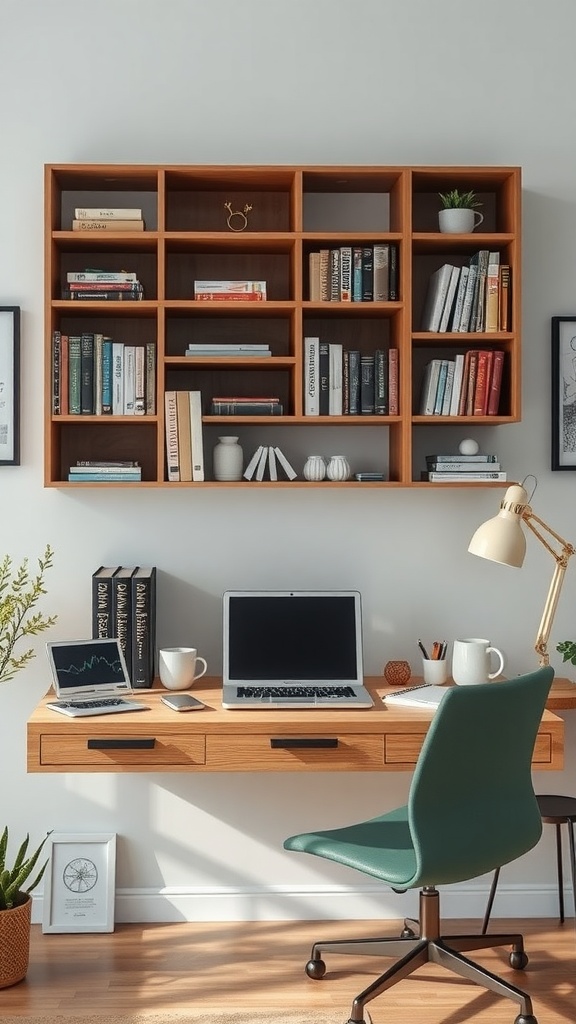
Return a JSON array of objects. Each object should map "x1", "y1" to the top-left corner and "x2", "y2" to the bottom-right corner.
[{"x1": 44, "y1": 163, "x2": 521, "y2": 487}]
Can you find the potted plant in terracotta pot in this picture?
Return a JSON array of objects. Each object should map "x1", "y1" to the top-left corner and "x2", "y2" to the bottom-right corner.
[
  {"x1": 0, "y1": 828, "x2": 51, "y2": 988},
  {"x1": 0, "y1": 544, "x2": 57, "y2": 986},
  {"x1": 438, "y1": 189, "x2": 484, "y2": 233}
]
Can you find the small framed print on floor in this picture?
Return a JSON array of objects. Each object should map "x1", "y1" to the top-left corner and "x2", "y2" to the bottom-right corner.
[{"x1": 42, "y1": 833, "x2": 116, "y2": 933}]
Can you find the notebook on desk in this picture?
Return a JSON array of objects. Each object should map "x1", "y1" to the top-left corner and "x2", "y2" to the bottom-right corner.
[
  {"x1": 383, "y1": 683, "x2": 450, "y2": 709},
  {"x1": 45, "y1": 638, "x2": 150, "y2": 717},
  {"x1": 222, "y1": 590, "x2": 373, "y2": 709}
]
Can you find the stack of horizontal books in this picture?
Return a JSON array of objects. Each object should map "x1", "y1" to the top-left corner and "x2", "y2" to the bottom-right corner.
[
  {"x1": 62, "y1": 268, "x2": 144, "y2": 301},
  {"x1": 210, "y1": 396, "x2": 283, "y2": 415},
  {"x1": 68, "y1": 461, "x2": 142, "y2": 482},
  {"x1": 193, "y1": 280, "x2": 266, "y2": 301},
  {"x1": 421, "y1": 453, "x2": 506, "y2": 483},
  {"x1": 185, "y1": 343, "x2": 271, "y2": 358},
  {"x1": 71, "y1": 207, "x2": 145, "y2": 232}
]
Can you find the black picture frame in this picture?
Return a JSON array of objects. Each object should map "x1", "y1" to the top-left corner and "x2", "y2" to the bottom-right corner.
[{"x1": 0, "y1": 306, "x2": 20, "y2": 466}]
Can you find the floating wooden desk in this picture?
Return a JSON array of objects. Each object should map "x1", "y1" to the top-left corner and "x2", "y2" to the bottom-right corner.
[{"x1": 27, "y1": 676, "x2": 571, "y2": 774}]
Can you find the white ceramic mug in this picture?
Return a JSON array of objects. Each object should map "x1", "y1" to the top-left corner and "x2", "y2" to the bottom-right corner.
[
  {"x1": 158, "y1": 647, "x2": 208, "y2": 691},
  {"x1": 452, "y1": 638, "x2": 505, "y2": 686},
  {"x1": 438, "y1": 208, "x2": 484, "y2": 233}
]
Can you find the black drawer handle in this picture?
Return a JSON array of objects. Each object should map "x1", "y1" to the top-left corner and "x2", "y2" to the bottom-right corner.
[
  {"x1": 270, "y1": 738, "x2": 339, "y2": 749},
  {"x1": 87, "y1": 738, "x2": 156, "y2": 750}
]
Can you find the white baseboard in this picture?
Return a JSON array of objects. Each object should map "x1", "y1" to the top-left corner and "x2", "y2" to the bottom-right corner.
[{"x1": 32, "y1": 883, "x2": 572, "y2": 925}]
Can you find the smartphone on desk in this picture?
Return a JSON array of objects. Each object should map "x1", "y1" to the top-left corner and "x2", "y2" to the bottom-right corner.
[{"x1": 161, "y1": 693, "x2": 205, "y2": 712}]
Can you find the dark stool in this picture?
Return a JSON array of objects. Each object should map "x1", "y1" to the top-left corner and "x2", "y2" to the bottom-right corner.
[{"x1": 482, "y1": 794, "x2": 576, "y2": 933}]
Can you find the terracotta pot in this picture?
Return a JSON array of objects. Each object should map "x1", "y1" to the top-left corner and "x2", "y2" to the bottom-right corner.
[{"x1": 0, "y1": 894, "x2": 32, "y2": 988}]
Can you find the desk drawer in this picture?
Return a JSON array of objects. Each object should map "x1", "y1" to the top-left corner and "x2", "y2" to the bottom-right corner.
[
  {"x1": 385, "y1": 733, "x2": 554, "y2": 768},
  {"x1": 207, "y1": 734, "x2": 384, "y2": 771},
  {"x1": 39, "y1": 733, "x2": 206, "y2": 769}
]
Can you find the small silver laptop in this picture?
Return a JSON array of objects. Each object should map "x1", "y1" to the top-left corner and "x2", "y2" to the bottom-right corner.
[
  {"x1": 222, "y1": 590, "x2": 373, "y2": 709},
  {"x1": 45, "y1": 638, "x2": 150, "y2": 717}
]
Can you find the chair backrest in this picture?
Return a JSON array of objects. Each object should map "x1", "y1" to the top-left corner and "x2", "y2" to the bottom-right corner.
[{"x1": 408, "y1": 667, "x2": 554, "y2": 887}]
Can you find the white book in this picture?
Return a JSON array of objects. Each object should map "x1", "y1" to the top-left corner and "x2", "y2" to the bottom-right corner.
[
  {"x1": 421, "y1": 264, "x2": 454, "y2": 332},
  {"x1": 255, "y1": 446, "x2": 269, "y2": 481},
  {"x1": 112, "y1": 342, "x2": 124, "y2": 415},
  {"x1": 193, "y1": 280, "x2": 266, "y2": 294},
  {"x1": 243, "y1": 445, "x2": 264, "y2": 480},
  {"x1": 94, "y1": 333, "x2": 103, "y2": 416},
  {"x1": 74, "y1": 207, "x2": 142, "y2": 220},
  {"x1": 274, "y1": 446, "x2": 297, "y2": 480},
  {"x1": 164, "y1": 391, "x2": 179, "y2": 482},
  {"x1": 449, "y1": 353, "x2": 466, "y2": 416},
  {"x1": 449, "y1": 267, "x2": 469, "y2": 331},
  {"x1": 426, "y1": 470, "x2": 507, "y2": 482},
  {"x1": 328, "y1": 343, "x2": 343, "y2": 415},
  {"x1": 433, "y1": 360, "x2": 449, "y2": 415},
  {"x1": 419, "y1": 359, "x2": 442, "y2": 415},
  {"x1": 134, "y1": 345, "x2": 146, "y2": 415},
  {"x1": 123, "y1": 345, "x2": 136, "y2": 414},
  {"x1": 188, "y1": 390, "x2": 205, "y2": 481},
  {"x1": 304, "y1": 336, "x2": 320, "y2": 415},
  {"x1": 456, "y1": 265, "x2": 478, "y2": 332},
  {"x1": 438, "y1": 266, "x2": 460, "y2": 332},
  {"x1": 440, "y1": 360, "x2": 456, "y2": 415},
  {"x1": 267, "y1": 445, "x2": 278, "y2": 481}
]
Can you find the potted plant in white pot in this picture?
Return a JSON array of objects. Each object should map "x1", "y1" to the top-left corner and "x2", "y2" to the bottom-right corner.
[
  {"x1": 0, "y1": 544, "x2": 57, "y2": 987},
  {"x1": 438, "y1": 188, "x2": 484, "y2": 233}
]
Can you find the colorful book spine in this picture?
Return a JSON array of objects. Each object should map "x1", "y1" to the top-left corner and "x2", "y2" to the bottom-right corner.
[
  {"x1": 374, "y1": 349, "x2": 388, "y2": 414},
  {"x1": 388, "y1": 348, "x2": 399, "y2": 415},
  {"x1": 101, "y1": 337, "x2": 113, "y2": 414},
  {"x1": 164, "y1": 391, "x2": 180, "y2": 481},
  {"x1": 348, "y1": 350, "x2": 361, "y2": 415},
  {"x1": 80, "y1": 333, "x2": 94, "y2": 414},
  {"x1": 68, "y1": 335, "x2": 82, "y2": 415}
]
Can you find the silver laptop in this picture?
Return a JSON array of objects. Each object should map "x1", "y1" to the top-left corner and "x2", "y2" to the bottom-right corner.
[
  {"x1": 222, "y1": 590, "x2": 373, "y2": 709},
  {"x1": 45, "y1": 638, "x2": 151, "y2": 717}
]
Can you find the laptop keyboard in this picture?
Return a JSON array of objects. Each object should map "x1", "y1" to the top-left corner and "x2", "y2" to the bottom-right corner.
[
  {"x1": 59, "y1": 698, "x2": 128, "y2": 709},
  {"x1": 237, "y1": 686, "x2": 356, "y2": 700}
]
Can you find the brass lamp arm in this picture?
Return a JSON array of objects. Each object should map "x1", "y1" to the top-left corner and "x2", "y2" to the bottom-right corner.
[{"x1": 522, "y1": 508, "x2": 576, "y2": 665}]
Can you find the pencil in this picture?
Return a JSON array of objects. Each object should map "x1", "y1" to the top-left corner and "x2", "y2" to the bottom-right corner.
[{"x1": 418, "y1": 639, "x2": 430, "y2": 660}]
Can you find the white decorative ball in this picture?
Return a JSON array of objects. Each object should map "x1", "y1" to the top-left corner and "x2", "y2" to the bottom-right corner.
[{"x1": 459, "y1": 438, "x2": 480, "y2": 456}]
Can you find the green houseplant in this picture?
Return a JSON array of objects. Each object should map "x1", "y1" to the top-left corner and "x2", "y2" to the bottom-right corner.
[
  {"x1": 438, "y1": 188, "x2": 482, "y2": 210},
  {"x1": 556, "y1": 640, "x2": 576, "y2": 667},
  {"x1": 0, "y1": 545, "x2": 56, "y2": 987},
  {"x1": 437, "y1": 189, "x2": 484, "y2": 234}
]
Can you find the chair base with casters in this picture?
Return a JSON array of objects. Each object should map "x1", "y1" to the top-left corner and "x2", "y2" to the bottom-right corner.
[
  {"x1": 305, "y1": 886, "x2": 534, "y2": 1024},
  {"x1": 483, "y1": 794, "x2": 576, "y2": 934}
]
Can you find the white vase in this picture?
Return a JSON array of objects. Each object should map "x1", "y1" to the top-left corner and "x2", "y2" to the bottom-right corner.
[
  {"x1": 303, "y1": 455, "x2": 326, "y2": 481},
  {"x1": 213, "y1": 436, "x2": 243, "y2": 481},
  {"x1": 326, "y1": 455, "x2": 351, "y2": 481}
]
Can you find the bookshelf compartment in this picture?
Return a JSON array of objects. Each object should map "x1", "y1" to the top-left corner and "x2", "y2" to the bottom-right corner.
[
  {"x1": 166, "y1": 367, "x2": 294, "y2": 417},
  {"x1": 165, "y1": 312, "x2": 292, "y2": 358},
  {"x1": 55, "y1": 249, "x2": 158, "y2": 303},
  {"x1": 411, "y1": 167, "x2": 520, "y2": 235},
  {"x1": 53, "y1": 421, "x2": 159, "y2": 484},
  {"x1": 164, "y1": 247, "x2": 294, "y2": 301}
]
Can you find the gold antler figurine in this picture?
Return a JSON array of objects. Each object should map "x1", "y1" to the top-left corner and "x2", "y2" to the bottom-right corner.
[{"x1": 224, "y1": 201, "x2": 253, "y2": 232}]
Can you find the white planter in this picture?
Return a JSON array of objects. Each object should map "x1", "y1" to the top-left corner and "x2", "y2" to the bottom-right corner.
[
  {"x1": 438, "y1": 208, "x2": 484, "y2": 233},
  {"x1": 213, "y1": 436, "x2": 244, "y2": 481}
]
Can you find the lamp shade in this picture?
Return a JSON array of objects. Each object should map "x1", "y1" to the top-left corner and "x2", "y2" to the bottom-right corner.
[{"x1": 468, "y1": 484, "x2": 528, "y2": 568}]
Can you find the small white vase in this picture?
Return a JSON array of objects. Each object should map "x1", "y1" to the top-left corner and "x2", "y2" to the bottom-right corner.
[
  {"x1": 303, "y1": 455, "x2": 326, "y2": 481},
  {"x1": 438, "y1": 208, "x2": 484, "y2": 233},
  {"x1": 213, "y1": 436, "x2": 243, "y2": 481},
  {"x1": 326, "y1": 455, "x2": 351, "y2": 481}
]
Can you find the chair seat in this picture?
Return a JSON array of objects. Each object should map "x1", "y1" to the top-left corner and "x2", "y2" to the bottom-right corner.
[{"x1": 537, "y1": 794, "x2": 576, "y2": 823}]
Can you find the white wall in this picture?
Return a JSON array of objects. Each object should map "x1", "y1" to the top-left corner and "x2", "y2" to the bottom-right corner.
[{"x1": 1, "y1": 0, "x2": 575, "y2": 923}]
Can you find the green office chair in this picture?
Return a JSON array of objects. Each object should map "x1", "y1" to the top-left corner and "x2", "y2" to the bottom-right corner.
[{"x1": 284, "y1": 667, "x2": 554, "y2": 1024}]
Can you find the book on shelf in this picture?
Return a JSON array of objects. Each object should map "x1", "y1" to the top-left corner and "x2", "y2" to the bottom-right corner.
[
  {"x1": 388, "y1": 243, "x2": 399, "y2": 301},
  {"x1": 123, "y1": 345, "x2": 136, "y2": 415},
  {"x1": 304, "y1": 336, "x2": 319, "y2": 415},
  {"x1": 91, "y1": 566, "x2": 119, "y2": 639},
  {"x1": 69, "y1": 463, "x2": 142, "y2": 475},
  {"x1": 101, "y1": 336, "x2": 113, "y2": 414},
  {"x1": 67, "y1": 286, "x2": 144, "y2": 301},
  {"x1": 67, "y1": 281, "x2": 141, "y2": 293},
  {"x1": 112, "y1": 342, "x2": 124, "y2": 415},
  {"x1": 373, "y1": 243, "x2": 390, "y2": 302},
  {"x1": 194, "y1": 292, "x2": 265, "y2": 302},
  {"x1": 456, "y1": 263, "x2": 478, "y2": 332},
  {"x1": 465, "y1": 350, "x2": 479, "y2": 416},
  {"x1": 329, "y1": 248, "x2": 340, "y2": 301},
  {"x1": 131, "y1": 566, "x2": 157, "y2": 689},
  {"x1": 360, "y1": 353, "x2": 375, "y2": 414},
  {"x1": 499, "y1": 265, "x2": 511, "y2": 331},
  {"x1": 267, "y1": 445, "x2": 278, "y2": 481},
  {"x1": 273, "y1": 446, "x2": 297, "y2": 480},
  {"x1": 438, "y1": 266, "x2": 460, "y2": 332},
  {"x1": 68, "y1": 335, "x2": 82, "y2": 415},
  {"x1": 243, "y1": 445, "x2": 265, "y2": 480},
  {"x1": 67, "y1": 270, "x2": 139, "y2": 283},
  {"x1": 484, "y1": 252, "x2": 501, "y2": 332},
  {"x1": 255, "y1": 446, "x2": 269, "y2": 481},
  {"x1": 421, "y1": 263, "x2": 454, "y2": 332},
  {"x1": 424, "y1": 470, "x2": 507, "y2": 482},
  {"x1": 67, "y1": 472, "x2": 141, "y2": 482},
  {"x1": 319, "y1": 249, "x2": 330, "y2": 301},
  {"x1": 440, "y1": 359, "x2": 456, "y2": 416},
  {"x1": 51, "y1": 330, "x2": 61, "y2": 414},
  {"x1": 194, "y1": 280, "x2": 266, "y2": 297},
  {"x1": 388, "y1": 347, "x2": 399, "y2": 415},
  {"x1": 426, "y1": 460, "x2": 501, "y2": 472},
  {"x1": 425, "y1": 453, "x2": 499, "y2": 464},
  {"x1": 433, "y1": 359, "x2": 449, "y2": 415},
  {"x1": 185, "y1": 348, "x2": 271, "y2": 357},
  {"x1": 74, "y1": 208, "x2": 142, "y2": 220},
  {"x1": 134, "y1": 345, "x2": 146, "y2": 415},
  {"x1": 145, "y1": 341, "x2": 156, "y2": 415},
  {"x1": 352, "y1": 247, "x2": 363, "y2": 302},
  {"x1": 112, "y1": 567, "x2": 138, "y2": 681},
  {"x1": 487, "y1": 349, "x2": 505, "y2": 415},
  {"x1": 309, "y1": 251, "x2": 321, "y2": 301},
  {"x1": 328, "y1": 343, "x2": 343, "y2": 415},
  {"x1": 72, "y1": 219, "x2": 144, "y2": 231},
  {"x1": 319, "y1": 341, "x2": 329, "y2": 415},
  {"x1": 361, "y1": 247, "x2": 373, "y2": 301},
  {"x1": 374, "y1": 349, "x2": 388, "y2": 414},
  {"x1": 342, "y1": 351, "x2": 350, "y2": 413},
  {"x1": 210, "y1": 400, "x2": 283, "y2": 415},
  {"x1": 472, "y1": 349, "x2": 493, "y2": 416},
  {"x1": 164, "y1": 391, "x2": 180, "y2": 481},
  {"x1": 80, "y1": 333, "x2": 94, "y2": 414},
  {"x1": 419, "y1": 358, "x2": 442, "y2": 416},
  {"x1": 60, "y1": 334, "x2": 69, "y2": 415},
  {"x1": 176, "y1": 390, "x2": 193, "y2": 482},
  {"x1": 472, "y1": 250, "x2": 490, "y2": 331},
  {"x1": 348, "y1": 350, "x2": 360, "y2": 415},
  {"x1": 339, "y1": 246, "x2": 352, "y2": 301},
  {"x1": 448, "y1": 353, "x2": 465, "y2": 416},
  {"x1": 448, "y1": 266, "x2": 469, "y2": 332},
  {"x1": 189, "y1": 390, "x2": 205, "y2": 481}
]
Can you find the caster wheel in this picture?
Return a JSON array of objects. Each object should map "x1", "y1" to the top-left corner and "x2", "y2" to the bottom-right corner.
[
  {"x1": 401, "y1": 926, "x2": 416, "y2": 938},
  {"x1": 513, "y1": 1015, "x2": 537, "y2": 1024},
  {"x1": 509, "y1": 950, "x2": 528, "y2": 970},
  {"x1": 305, "y1": 958, "x2": 326, "y2": 980}
]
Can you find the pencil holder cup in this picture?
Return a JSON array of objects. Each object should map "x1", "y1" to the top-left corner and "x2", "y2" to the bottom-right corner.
[{"x1": 422, "y1": 658, "x2": 449, "y2": 685}]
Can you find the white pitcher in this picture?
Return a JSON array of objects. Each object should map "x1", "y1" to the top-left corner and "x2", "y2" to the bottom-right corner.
[{"x1": 452, "y1": 638, "x2": 505, "y2": 686}]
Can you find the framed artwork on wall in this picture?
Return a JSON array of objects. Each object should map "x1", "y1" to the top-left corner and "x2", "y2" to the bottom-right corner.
[
  {"x1": 42, "y1": 832, "x2": 116, "y2": 933},
  {"x1": 551, "y1": 316, "x2": 576, "y2": 470},
  {"x1": 0, "y1": 306, "x2": 20, "y2": 466}
]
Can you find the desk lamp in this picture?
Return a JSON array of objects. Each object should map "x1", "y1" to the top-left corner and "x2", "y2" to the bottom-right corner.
[{"x1": 468, "y1": 482, "x2": 575, "y2": 666}]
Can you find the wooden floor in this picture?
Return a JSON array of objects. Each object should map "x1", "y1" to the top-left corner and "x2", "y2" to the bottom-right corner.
[{"x1": 2, "y1": 917, "x2": 574, "y2": 1023}]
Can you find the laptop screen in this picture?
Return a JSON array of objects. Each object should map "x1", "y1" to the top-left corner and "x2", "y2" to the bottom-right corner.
[
  {"x1": 223, "y1": 591, "x2": 363, "y2": 684},
  {"x1": 46, "y1": 638, "x2": 132, "y2": 698}
]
